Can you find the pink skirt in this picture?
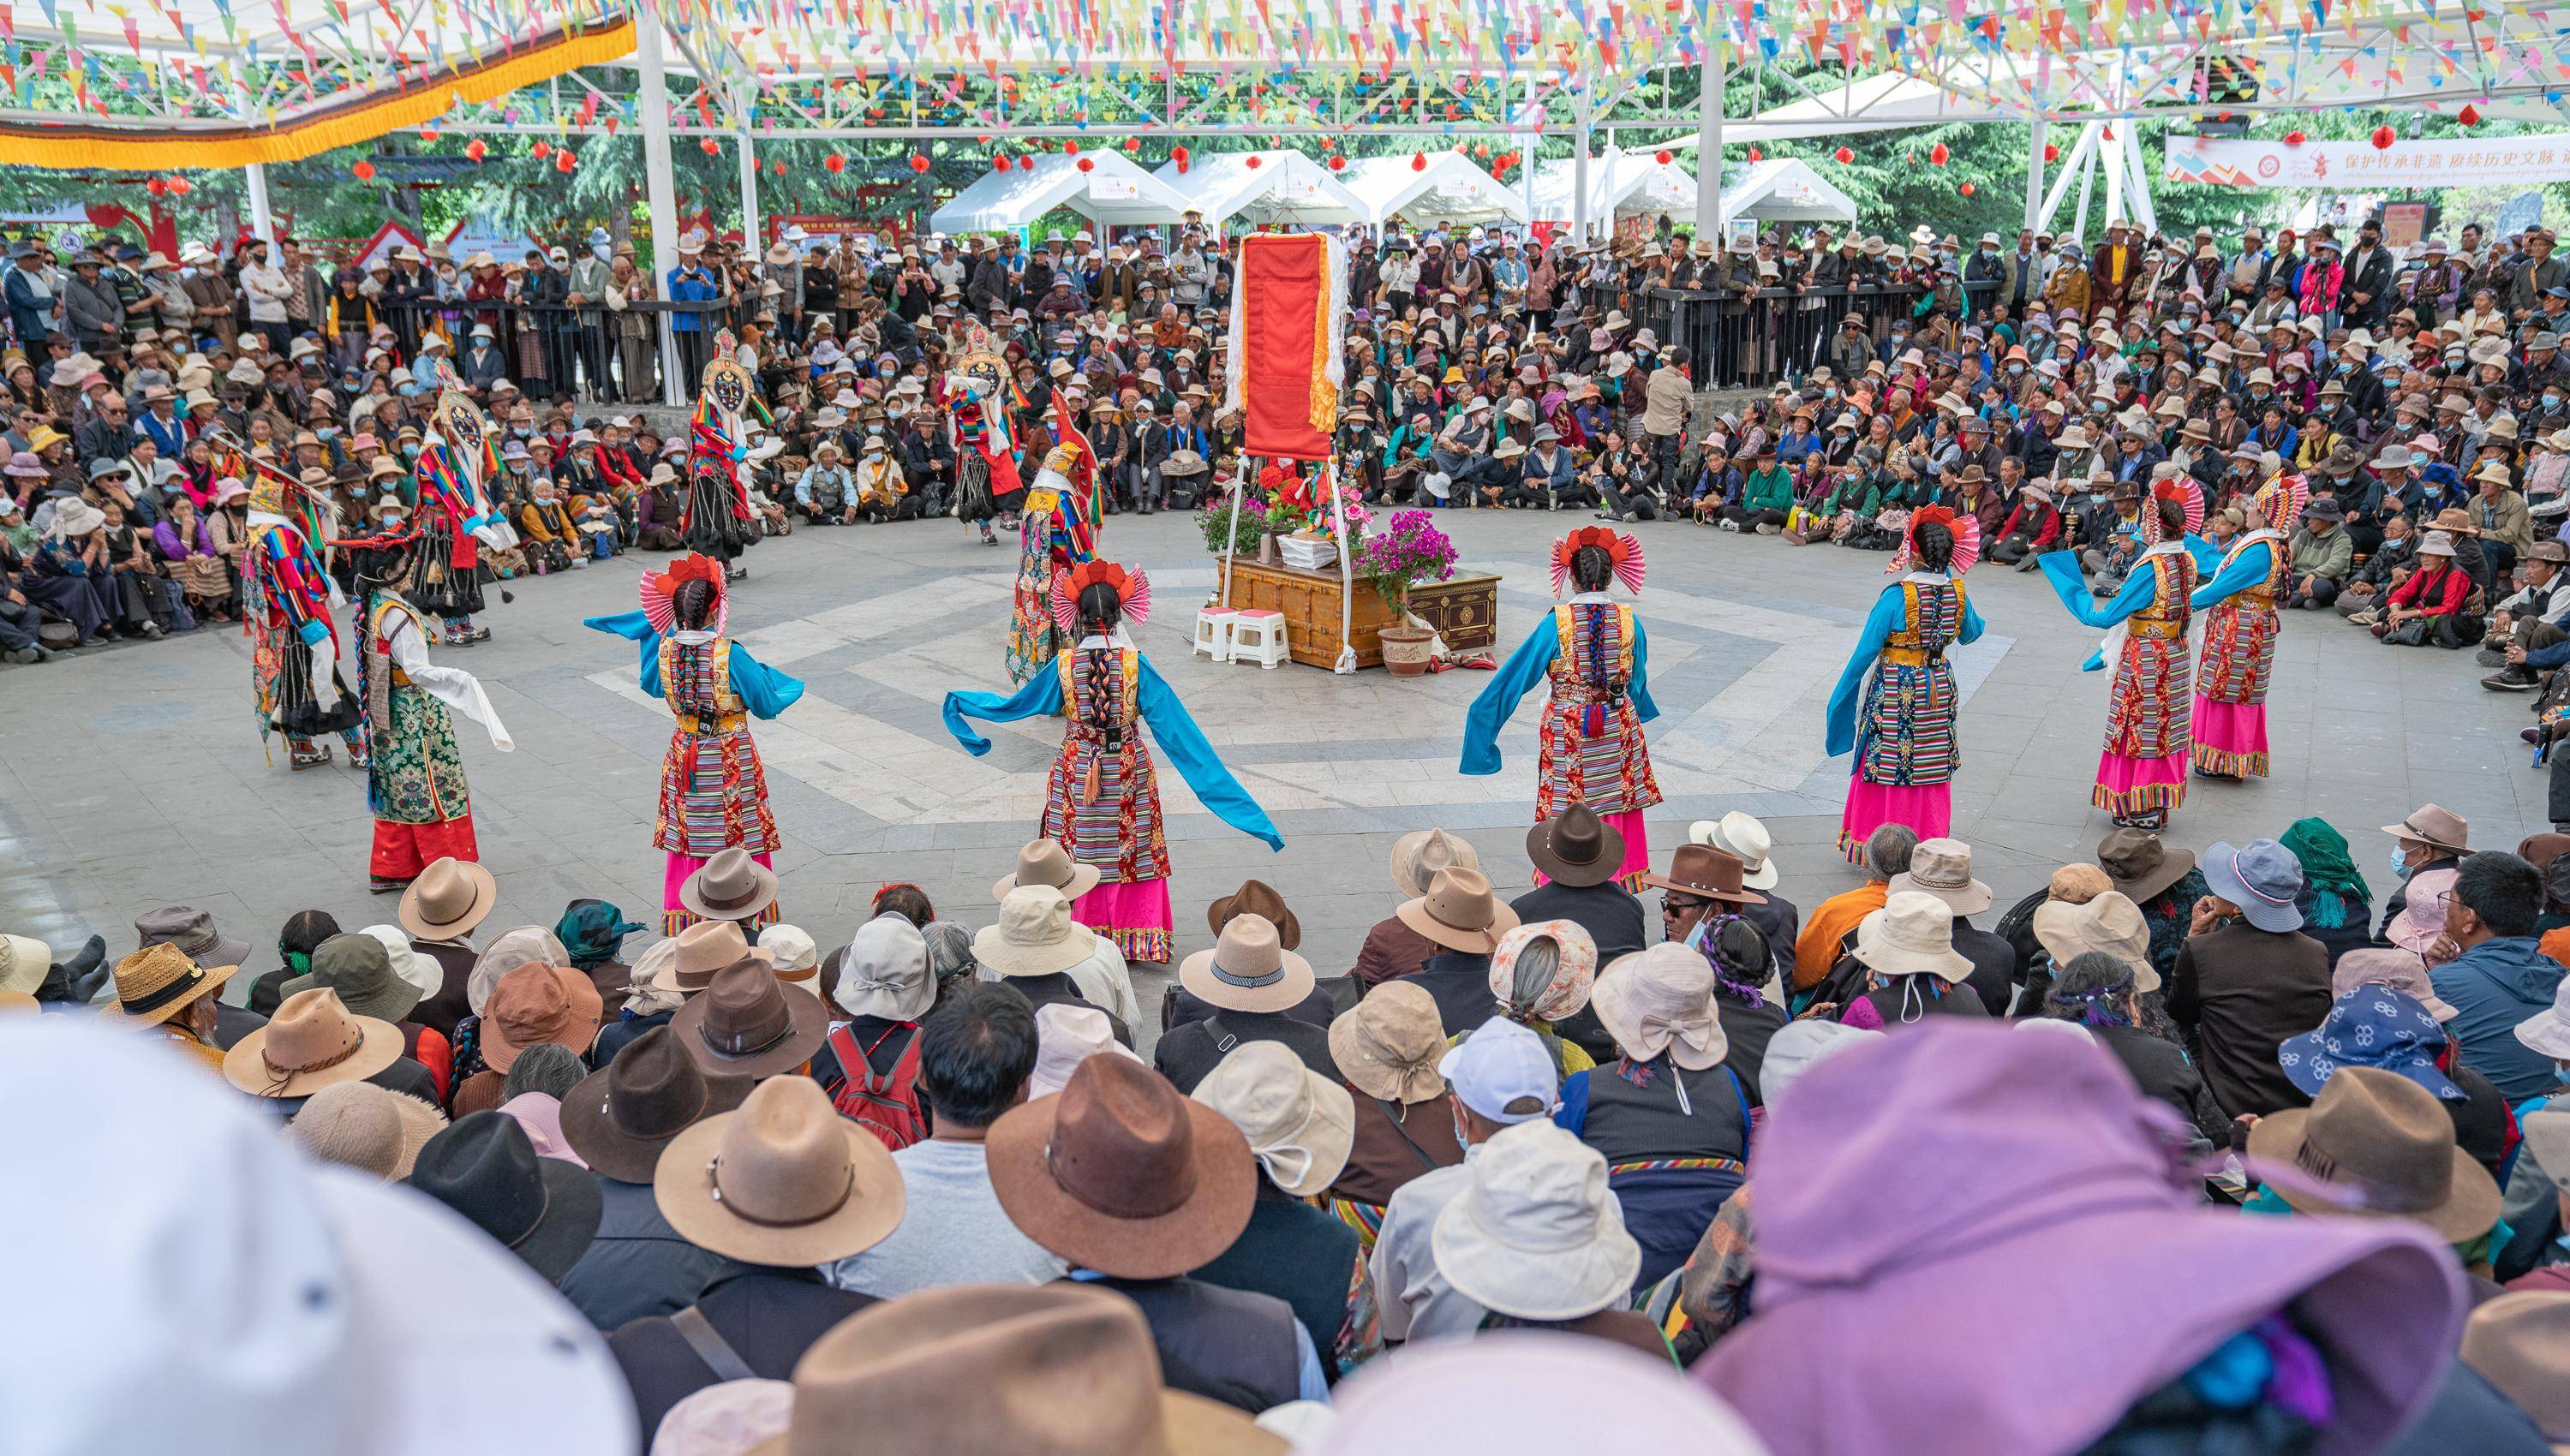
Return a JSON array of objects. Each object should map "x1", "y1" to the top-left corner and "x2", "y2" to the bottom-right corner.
[
  {"x1": 662, "y1": 850, "x2": 780, "y2": 938},
  {"x1": 2094, "y1": 750, "x2": 2190, "y2": 820},
  {"x1": 1838, "y1": 779, "x2": 1950, "y2": 865},
  {"x1": 2189, "y1": 698, "x2": 2270, "y2": 779},
  {"x1": 1531, "y1": 809, "x2": 1653, "y2": 892},
  {"x1": 1073, "y1": 877, "x2": 1175, "y2": 964}
]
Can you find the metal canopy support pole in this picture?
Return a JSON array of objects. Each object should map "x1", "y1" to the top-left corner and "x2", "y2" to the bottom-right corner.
[
  {"x1": 1572, "y1": 86, "x2": 1593, "y2": 244},
  {"x1": 636, "y1": 6, "x2": 684, "y2": 408},
  {"x1": 737, "y1": 122, "x2": 762, "y2": 248},
  {"x1": 2117, "y1": 124, "x2": 2160, "y2": 238},
  {"x1": 2101, "y1": 123, "x2": 2125, "y2": 237},
  {"x1": 245, "y1": 163, "x2": 277, "y2": 245},
  {"x1": 2071, "y1": 124, "x2": 2100, "y2": 246},
  {"x1": 1521, "y1": 74, "x2": 1539, "y2": 225},
  {"x1": 2023, "y1": 118, "x2": 2049, "y2": 233},
  {"x1": 1694, "y1": 37, "x2": 1724, "y2": 237},
  {"x1": 2036, "y1": 121, "x2": 2100, "y2": 237}
]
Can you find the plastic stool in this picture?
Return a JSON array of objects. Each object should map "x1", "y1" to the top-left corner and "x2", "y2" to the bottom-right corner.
[
  {"x1": 1193, "y1": 606, "x2": 1238, "y2": 663},
  {"x1": 1228, "y1": 609, "x2": 1289, "y2": 669}
]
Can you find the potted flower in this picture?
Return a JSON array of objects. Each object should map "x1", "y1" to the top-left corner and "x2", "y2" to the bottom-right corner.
[
  {"x1": 1357, "y1": 510, "x2": 1459, "y2": 676},
  {"x1": 1198, "y1": 490, "x2": 1271, "y2": 559}
]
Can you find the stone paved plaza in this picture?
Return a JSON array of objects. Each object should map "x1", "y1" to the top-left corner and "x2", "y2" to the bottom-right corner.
[{"x1": 1, "y1": 509, "x2": 2547, "y2": 1032}]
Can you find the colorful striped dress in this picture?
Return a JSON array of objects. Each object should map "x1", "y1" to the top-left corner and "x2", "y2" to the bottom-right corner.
[
  {"x1": 2189, "y1": 531, "x2": 2289, "y2": 779},
  {"x1": 1461, "y1": 595, "x2": 1662, "y2": 889},
  {"x1": 359, "y1": 592, "x2": 511, "y2": 889},
  {"x1": 585, "y1": 612, "x2": 806, "y2": 934},
  {"x1": 944, "y1": 637, "x2": 1284, "y2": 963},
  {"x1": 1826, "y1": 574, "x2": 1986, "y2": 862},
  {"x1": 2041, "y1": 544, "x2": 2203, "y2": 824}
]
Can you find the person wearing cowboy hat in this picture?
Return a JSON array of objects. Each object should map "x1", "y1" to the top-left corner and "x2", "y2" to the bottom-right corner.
[
  {"x1": 551, "y1": 1024, "x2": 749, "y2": 1332},
  {"x1": 2167, "y1": 838, "x2": 2333, "y2": 1119},
  {"x1": 1885, "y1": 838, "x2": 2017, "y2": 1016},
  {"x1": 607, "y1": 1075, "x2": 900, "y2": 1436},
  {"x1": 590, "y1": 919, "x2": 767, "y2": 1065},
  {"x1": 1510, "y1": 802, "x2": 1648, "y2": 1043},
  {"x1": 986, "y1": 1050, "x2": 1314, "y2": 1411},
  {"x1": 1349, "y1": 829, "x2": 1485, "y2": 995},
  {"x1": 2034, "y1": 905, "x2": 2214, "y2": 1137},
  {"x1": 1557, "y1": 941, "x2": 1755, "y2": 1286},
  {"x1": 2244, "y1": 1063, "x2": 2507, "y2": 1265},
  {"x1": 2284, "y1": 984, "x2": 2513, "y2": 1180},
  {"x1": 1156, "y1": 907, "x2": 1336, "y2": 1095},
  {"x1": 1390, "y1": 866, "x2": 1526, "y2": 1039},
  {"x1": 975, "y1": 886, "x2": 1133, "y2": 1045},
  {"x1": 97, "y1": 940, "x2": 241, "y2": 1072},
  {"x1": 450, "y1": 960, "x2": 607, "y2": 1118}
]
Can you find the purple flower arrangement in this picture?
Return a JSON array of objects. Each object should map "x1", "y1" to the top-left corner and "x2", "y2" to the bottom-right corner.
[{"x1": 1358, "y1": 510, "x2": 1459, "y2": 617}]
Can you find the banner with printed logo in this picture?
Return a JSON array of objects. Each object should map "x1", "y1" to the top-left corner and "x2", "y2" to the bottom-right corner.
[{"x1": 2166, "y1": 134, "x2": 2570, "y2": 191}]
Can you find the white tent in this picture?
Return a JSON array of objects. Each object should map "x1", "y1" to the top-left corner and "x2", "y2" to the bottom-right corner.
[
  {"x1": 1342, "y1": 154, "x2": 1528, "y2": 229},
  {"x1": 1151, "y1": 150, "x2": 1371, "y2": 229},
  {"x1": 930, "y1": 152, "x2": 1193, "y2": 235},
  {"x1": 1527, "y1": 150, "x2": 1699, "y2": 225},
  {"x1": 1718, "y1": 159, "x2": 1860, "y2": 230}
]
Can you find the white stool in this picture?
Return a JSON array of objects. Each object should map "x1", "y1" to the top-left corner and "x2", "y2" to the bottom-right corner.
[
  {"x1": 1192, "y1": 606, "x2": 1238, "y2": 663},
  {"x1": 1228, "y1": 609, "x2": 1289, "y2": 669}
]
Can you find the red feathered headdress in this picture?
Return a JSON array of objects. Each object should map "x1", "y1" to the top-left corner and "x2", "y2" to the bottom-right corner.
[
  {"x1": 1050, "y1": 559, "x2": 1153, "y2": 634},
  {"x1": 1550, "y1": 527, "x2": 1647, "y2": 597},
  {"x1": 1889, "y1": 504, "x2": 1981, "y2": 576},
  {"x1": 642, "y1": 553, "x2": 728, "y2": 635},
  {"x1": 2142, "y1": 477, "x2": 2205, "y2": 546}
]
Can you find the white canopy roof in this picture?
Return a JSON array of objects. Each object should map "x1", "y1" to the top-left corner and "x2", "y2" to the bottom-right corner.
[
  {"x1": 1150, "y1": 151, "x2": 1372, "y2": 228},
  {"x1": 1527, "y1": 150, "x2": 1700, "y2": 224},
  {"x1": 1718, "y1": 158, "x2": 1860, "y2": 228},
  {"x1": 1342, "y1": 154, "x2": 1529, "y2": 228},
  {"x1": 930, "y1": 152, "x2": 1193, "y2": 234}
]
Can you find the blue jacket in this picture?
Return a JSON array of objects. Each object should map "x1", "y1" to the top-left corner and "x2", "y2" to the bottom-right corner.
[
  {"x1": 2431, "y1": 936, "x2": 2569, "y2": 1101},
  {"x1": 4, "y1": 266, "x2": 51, "y2": 343}
]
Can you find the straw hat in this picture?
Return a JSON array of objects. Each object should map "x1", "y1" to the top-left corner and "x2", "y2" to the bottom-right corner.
[
  {"x1": 480, "y1": 964, "x2": 605, "y2": 1074},
  {"x1": 1330, "y1": 981, "x2": 1449, "y2": 1103},
  {"x1": 1591, "y1": 944, "x2": 1728, "y2": 1070},
  {"x1": 987, "y1": 1052, "x2": 1256, "y2": 1279},
  {"x1": 1390, "y1": 827, "x2": 1479, "y2": 898},
  {"x1": 2033, "y1": 892, "x2": 2158, "y2": 993},
  {"x1": 1887, "y1": 838, "x2": 1993, "y2": 916},
  {"x1": 1396, "y1": 867, "x2": 1521, "y2": 955},
  {"x1": 557, "y1": 1023, "x2": 751, "y2": 1184},
  {"x1": 743, "y1": 1284, "x2": 1283, "y2": 1456},
  {"x1": 1684, "y1": 812, "x2": 1780, "y2": 891},
  {"x1": 1178, "y1": 913, "x2": 1315, "y2": 1016},
  {"x1": 668, "y1": 958, "x2": 830, "y2": 1082},
  {"x1": 100, "y1": 941, "x2": 238, "y2": 1027},
  {"x1": 286, "y1": 1081, "x2": 447, "y2": 1180},
  {"x1": 399, "y1": 856, "x2": 497, "y2": 941},
  {"x1": 1523, "y1": 803, "x2": 1626, "y2": 888},
  {"x1": 1430, "y1": 1122, "x2": 1641, "y2": 1322},
  {"x1": 654, "y1": 1075, "x2": 905, "y2": 1266},
  {"x1": 975, "y1": 886, "x2": 1099, "y2": 978},
  {"x1": 2244, "y1": 1065, "x2": 2501, "y2": 1243},
  {"x1": 1852, "y1": 892, "x2": 1974, "y2": 982},
  {"x1": 679, "y1": 847, "x2": 780, "y2": 923},
  {"x1": 993, "y1": 838, "x2": 1103, "y2": 902},
  {"x1": 1190, "y1": 1040, "x2": 1355, "y2": 1198}
]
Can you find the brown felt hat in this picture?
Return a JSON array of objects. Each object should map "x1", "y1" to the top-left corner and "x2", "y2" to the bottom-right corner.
[
  {"x1": 224, "y1": 987, "x2": 405, "y2": 1098},
  {"x1": 654, "y1": 1075, "x2": 905, "y2": 1266},
  {"x1": 994, "y1": 838, "x2": 1103, "y2": 903},
  {"x1": 1396, "y1": 867, "x2": 1521, "y2": 955},
  {"x1": 1525, "y1": 803, "x2": 1627, "y2": 888},
  {"x1": 1638, "y1": 844, "x2": 1766, "y2": 905},
  {"x1": 479, "y1": 963, "x2": 604, "y2": 1074},
  {"x1": 2245, "y1": 1065, "x2": 2501, "y2": 1244},
  {"x1": 669, "y1": 957, "x2": 830, "y2": 1081},
  {"x1": 986, "y1": 1052, "x2": 1256, "y2": 1279},
  {"x1": 1207, "y1": 878, "x2": 1300, "y2": 951},
  {"x1": 2095, "y1": 827, "x2": 2196, "y2": 902},
  {"x1": 679, "y1": 847, "x2": 780, "y2": 923},
  {"x1": 744, "y1": 1284, "x2": 1285, "y2": 1456},
  {"x1": 2382, "y1": 803, "x2": 2471, "y2": 855},
  {"x1": 558, "y1": 1023, "x2": 751, "y2": 1183}
]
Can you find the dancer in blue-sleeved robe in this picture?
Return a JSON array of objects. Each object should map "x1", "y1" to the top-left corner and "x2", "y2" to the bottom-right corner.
[
  {"x1": 943, "y1": 560, "x2": 1280, "y2": 964},
  {"x1": 2189, "y1": 474, "x2": 2306, "y2": 781},
  {"x1": 1825, "y1": 507, "x2": 1986, "y2": 864}
]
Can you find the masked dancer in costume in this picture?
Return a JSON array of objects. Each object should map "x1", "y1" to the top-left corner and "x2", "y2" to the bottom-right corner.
[
  {"x1": 585, "y1": 554, "x2": 804, "y2": 934},
  {"x1": 1005, "y1": 403, "x2": 1102, "y2": 683},
  {"x1": 947, "y1": 374, "x2": 1010, "y2": 547},
  {"x1": 2188, "y1": 468, "x2": 2306, "y2": 782},
  {"x1": 2038, "y1": 478, "x2": 2210, "y2": 829},
  {"x1": 340, "y1": 524, "x2": 514, "y2": 891},
  {"x1": 685, "y1": 334, "x2": 773, "y2": 581},
  {"x1": 1826, "y1": 506, "x2": 1987, "y2": 864},
  {"x1": 943, "y1": 560, "x2": 1282, "y2": 963},
  {"x1": 411, "y1": 389, "x2": 511, "y2": 647},
  {"x1": 1460, "y1": 528, "x2": 1660, "y2": 890},
  {"x1": 223, "y1": 435, "x2": 364, "y2": 771}
]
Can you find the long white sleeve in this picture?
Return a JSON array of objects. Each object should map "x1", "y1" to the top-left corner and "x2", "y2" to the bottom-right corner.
[{"x1": 386, "y1": 615, "x2": 513, "y2": 750}]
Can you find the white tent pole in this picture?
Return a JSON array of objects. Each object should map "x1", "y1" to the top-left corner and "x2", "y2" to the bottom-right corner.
[
  {"x1": 2071, "y1": 131, "x2": 2097, "y2": 246},
  {"x1": 1694, "y1": 36, "x2": 1724, "y2": 237},
  {"x1": 1219, "y1": 454, "x2": 1249, "y2": 607},
  {"x1": 2023, "y1": 118, "x2": 2048, "y2": 234},
  {"x1": 2036, "y1": 122, "x2": 2099, "y2": 236},
  {"x1": 1572, "y1": 86, "x2": 1593, "y2": 244},
  {"x1": 737, "y1": 123, "x2": 762, "y2": 248},
  {"x1": 245, "y1": 163, "x2": 277, "y2": 245},
  {"x1": 1521, "y1": 74, "x2": 1539, "y2": 225},
  {"x1": 2117, "y1": 124, "x2": 2159, "y2": 238},
  {"x1": 2102, "y1": 124, "x2": 2125, "y2": 236},
  {"x1": 636, "y1": 8, "x2": 684, "y2": 408}
]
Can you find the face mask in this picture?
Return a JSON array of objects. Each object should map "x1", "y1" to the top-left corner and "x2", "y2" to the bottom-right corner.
[
  {"x1": 2009, "y1": 363, "x2": 2025, "y2": 376},
  {"x1": 2388, "y1": 845, "x2": 2413, "y2": 880},
  {"x1": 316, "y1": 427, "x2": 338, "y2": 441}
]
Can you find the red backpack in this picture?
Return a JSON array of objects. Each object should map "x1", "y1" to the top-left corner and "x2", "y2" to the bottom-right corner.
[{"x1": 823, "y1": 1023, "x2": 927, "y2": 1151}]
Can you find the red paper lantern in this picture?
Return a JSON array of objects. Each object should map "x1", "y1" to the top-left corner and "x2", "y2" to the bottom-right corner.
[
  {"x1": 1832, "y1": 146, "x2": 1854, "y2": 164},
  {"x1": 769, "y1": 158, "x2": 786, "y2": 176},
  {"x1": 464, "y1": 139, "x2": 487, "y2": 162},
  {"x1": 1329, "y1": 155, "x2": 1347, "y2": 171},
  {"x1": 1171, "y1": 145, "x2": 1189, "y2": 162},
  {"x1": 993, "y1": 154, "x2": 1011, "y2": 172},
  {"x1": 1654, "y1": 149, "x2": 1672, "y2": 164},
  {"x1": 1929, "y1": 141, "x2": 1950, "y2": 165},
  {"x1": 146, "y1": 178, "x2": 167, "y2": 196},
  {"x1": 352, "y1": 159, "x2": 377, "y2": 181},
  {"x1": 168, "y1": 176, "x2": 190, "y2": 195},
  {"x1": 1064, "y1": 140, "x2": 1080, "y2": 155},
  {"x1": 1959, "y1": 182, "x2": 1975, "y2": 195},
  {"x1": 908, "y1": 153, "x2": 931, "y2": 173},
  {"x1": 1745, "y1": 145, "x2": 1761, "y2": 162},
  {"x1": 1123, "y1": 137, "x2": 1141, "y2": 152},
  {"x1": 530, "y1": 140, "x2": 550, "y2": 159},
  {"x1": 1077, "y1": 157, "x2": 1095, "y2": 172},
  {"x1": 2283, "y1": 130, "x2": 2306, "y2": 145},
  {"x1": 1411, "y1": 152, "x2": 1427, "y2": 171},
  {"x1": 2043, "y1": 142, "x2": 2060, "y2": 162},
  {"x1": 825, "y1": 152, "x2": 847, "y2": 173},
  {"x1": 2459, "y1": 104, "x2": 2483, "y2": 126},
  {"x1": 700, "y1": 137, "x2": 721, "y2": 155},
  {"x1": 2372, "y1": 124, "x2": 2396, "y2": 149},
  {"x1": 1246, "y1": 155, "x2": 1264, "y2": 169},
  {"x1": 554, "y1": 151, "x2": 576, "y2": 173}
]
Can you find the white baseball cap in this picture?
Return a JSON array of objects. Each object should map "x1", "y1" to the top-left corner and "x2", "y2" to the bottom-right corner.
[{"x1": 1437, "y1": 1017, "x2": 1561, "y2": 1125}]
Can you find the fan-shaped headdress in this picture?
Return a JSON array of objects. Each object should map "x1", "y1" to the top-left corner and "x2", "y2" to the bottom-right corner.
[
  {"x1": 2250, "y1": 472, "x2": 2311, "y2": 537},
  {"x1": 1050, "y1": 560, "x2": 1153, "y2": 634},
  {"x1": 641, "y1": 553, "x2": 729, "y2": 635},
  {"x1": 2141, "y1": 476, "x2": 2205, "y2": 546},
  {"x1": 1549, "y1": 527, "x2": 1647, "y2": 597},
  {"x1": 1889, "y1": 504, "x2": 1981, "y2": 576}
]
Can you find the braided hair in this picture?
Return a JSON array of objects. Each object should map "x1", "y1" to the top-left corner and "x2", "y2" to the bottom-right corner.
[
  {"x1": 1500, "y1": 933, "x2": 1564, "y2": 1022},
  {"x1": 2044, "y1": 950, "x2": 2139, "y2": 1029},
  {"x1": 1569, "y1": 543, "x2": 1614, "y2": 594},
  {"x1": 673, "y1": 577, "x2": 718, "y2": 633},
  {"x1": 1079, "y1": 582, "x2": 1124, "y2": 750},
  {"x1": 1911, "y1": 519, "x2": 1955, "y2": 573},
  {"x1": 1703, "y1": 914, "x2": 1772, "y2": 1008}
]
